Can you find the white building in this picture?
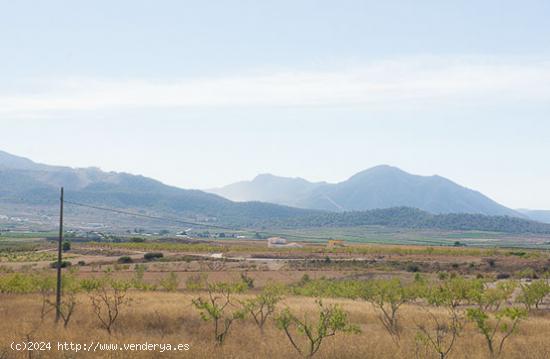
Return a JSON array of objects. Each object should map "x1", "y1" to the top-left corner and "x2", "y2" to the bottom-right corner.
[{"x1": 267, "y1": 237, "x2": 287, "y2": 247}]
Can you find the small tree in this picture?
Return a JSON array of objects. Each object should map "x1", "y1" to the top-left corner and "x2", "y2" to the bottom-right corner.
[
  {"x1": 34, "y1": 274, "x2": 56, "y2": 321},
  {"x1": 240, "y1": 272, "x2": 255, "y2": 289},
  {"x1": 471, "y1": 280, "x2": 517, "y2": 312},
  {"x1": 275, "y1": 300, "x2": 360, "y2": 358},
  {"x1": 362, "y1": 278, "x2": 415, "y2": 342},
  {"x1": 192, "y1": 281, "x2": 247, "y2": 345},
  {"x1": 34, "y1": 271, "x2": 79, "y2": 327},
  {"x1": 517, "y1": 279, "x2": 550, "y2": 311},
  {"x1": 81, "y1": 276, "x2": 131, "y2": 335},
  {"x1": 160, "y1": 272, "x2": 179, "y2": 292},
  {"x1": 49, "y1": 271, "x2": 80, "y2": 328},
  {"x1": 415, "y1": 278, "x2": 472, "y2": 359},
  {"x1": 241, "y1": 284, "x2": 284, "y2": 333},
  {"x1": 186, "y1": 273, "x2": 208, "y2": 291},
  {"x1": 415, "y1": 313, "x2": 460, "y2": 359},
  {"x1": 467, "y1": 307, "x2": 527, "y2": 358},
  {"x1": 131, "y1": 264, "x2": 155, "y2": 291},
  {"x1": 205, "y1": 259, "x2": 226, "y2": 272}
]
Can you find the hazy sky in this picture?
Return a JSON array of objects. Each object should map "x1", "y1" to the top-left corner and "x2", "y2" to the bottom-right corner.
[{"x1": 1, "y1": 1, "x2": 550, "y2": 209}]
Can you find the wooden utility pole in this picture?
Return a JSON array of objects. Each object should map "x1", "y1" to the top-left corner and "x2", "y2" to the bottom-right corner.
[{"x1": 55, "y1": 187, "x2": 64, "y2": 323}]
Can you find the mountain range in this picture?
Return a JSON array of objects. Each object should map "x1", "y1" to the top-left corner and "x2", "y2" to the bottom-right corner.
[
  {"x1": 208, "y1": 166, "x2": 520, "y2": 217},
  {"x1": 0, "y1": 150, "x2": 312, "y2": 227},
  {"x1": 1, "y1": 149, "x2": 549, "y2": 233}
]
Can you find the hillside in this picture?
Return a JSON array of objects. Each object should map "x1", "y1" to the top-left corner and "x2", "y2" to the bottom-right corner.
[
  {"x1": 209, "y1": 165, "x2": 520, "y2": 217},
  {"x1": 517, "y1": 209, "x2": 550, "y2": 224},
  {"x1": 0, "y1": 150, "x2": 314, "y2": 226},
  {"x1": 270, "y1": 207, "x2": 550, "y2": 234},
  {"x1": 208, "y1": 173, "x2": 325, "y2": 207},
  {"x1": 1, "y1": 150, "x2": 548, "y2": 234}
]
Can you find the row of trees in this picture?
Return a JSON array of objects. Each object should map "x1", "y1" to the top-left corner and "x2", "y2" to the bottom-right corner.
[
  {"x1": 1, "y1": 270, "x2": 549, "y2": 358},
  {"x1": 189, "y1": 273, "x2": 550, "y2": 358},
  {"x1": 289, "y1": 275, "x2": 550, "y2": 358}
]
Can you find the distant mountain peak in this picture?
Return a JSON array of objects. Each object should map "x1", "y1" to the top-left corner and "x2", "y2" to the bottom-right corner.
[
  {"x1": 253, "y1": 173, "x2": 284, "y2": 181},
  {"x1": 347, "y1": 165, "x2": 407, "y2": 180},
  {"x1": 367, "y1": 164, "x2": 401, "y2": 171},
  {"x1": 252, "y1": 173, "x2": 317, "y2": 185},
  {"x1": 210, "y1": 165, "x2": 520, "y2": 217}
]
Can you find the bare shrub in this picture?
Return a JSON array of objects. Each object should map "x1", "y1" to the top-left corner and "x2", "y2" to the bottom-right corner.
[{"x1": 81, "y1": 276, "x2": 131, "y2": 335}]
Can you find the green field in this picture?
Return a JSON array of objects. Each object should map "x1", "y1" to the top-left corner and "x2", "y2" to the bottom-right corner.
[{"x1": 255, "y1": 226, "x2": 550, "y2": 250}]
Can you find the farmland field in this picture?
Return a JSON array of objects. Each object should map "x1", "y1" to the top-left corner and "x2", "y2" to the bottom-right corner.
[{"x1": 1, "y1": 233, "x2": 550, "y2": 358}]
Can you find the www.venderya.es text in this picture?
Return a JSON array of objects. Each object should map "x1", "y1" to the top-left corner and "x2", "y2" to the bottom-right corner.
[{"x1": 10, "y1": 341, "x2": 191, "y2": 353}]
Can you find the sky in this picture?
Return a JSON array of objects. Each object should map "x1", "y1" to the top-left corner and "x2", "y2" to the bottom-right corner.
[{"x1": 1, "y1": 1, "x2": 550, "y2": 209}]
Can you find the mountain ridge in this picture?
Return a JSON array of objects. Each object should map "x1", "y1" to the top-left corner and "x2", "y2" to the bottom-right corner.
[
  {"x1": 208, "y1": 165, "x2": 521, "y2": 217},
  {"x1": 0, "y1": 150, "x2": 316, "y2": 226},
  {"x1": 2, "y1": 150, "x2": 548, "y2": 234}
]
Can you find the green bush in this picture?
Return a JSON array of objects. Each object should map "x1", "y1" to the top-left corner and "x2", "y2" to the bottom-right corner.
[
  {"x1": 50, "y1": 261, "x2": 72, "y2": 269},
  {"x1": 144, "y1": 252, "x2": 164, "y2": 261},
  {"x1": 117, "y1": 256, "x2": 133, "y2": 264},
  {"x1": 62, "y1": 240, "x2": 71, "y2": 251},
  {"x1": 292, "y1": 278, "x2": 366, "y2": 299},
  {"x1": 0, "y1": 273, "x2": 36, "y2": 293}
]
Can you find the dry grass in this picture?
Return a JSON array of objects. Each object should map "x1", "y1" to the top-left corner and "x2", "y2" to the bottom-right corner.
[
  {"x1": 1, "y1": 240, "x2": 549, "y2": 358},
  {"x1": 1, "y1": 292, "x2": 549, "y2": 359}
]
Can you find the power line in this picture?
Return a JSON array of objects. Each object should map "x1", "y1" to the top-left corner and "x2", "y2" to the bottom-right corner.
[
  {"x1": 63, "y1": 198, "x2": 349, "y2": 241},
  {"x1": 64, "y1": 199, "x2": 485, "y2": 245},
  {"x1": 63, "y1": 199, "x2": 239, "y2": 231}
]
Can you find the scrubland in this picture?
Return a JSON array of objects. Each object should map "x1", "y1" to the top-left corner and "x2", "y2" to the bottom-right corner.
[
  {"x1": 1, "y1": 292, "x2": 550, "y2": 359},
  {"x1": 1, "y1": 240, "x2": 549, "y2": 358}
]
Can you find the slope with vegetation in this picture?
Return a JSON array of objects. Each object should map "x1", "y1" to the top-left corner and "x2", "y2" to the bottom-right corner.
[{"x1": 271, "y1": 207, "x2": 550, "y2": 234}]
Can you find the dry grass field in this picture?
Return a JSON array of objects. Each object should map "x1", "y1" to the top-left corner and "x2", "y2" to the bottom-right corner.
[{"x1": 1, "y1": 292, "x2": 550, "y2": 359}]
